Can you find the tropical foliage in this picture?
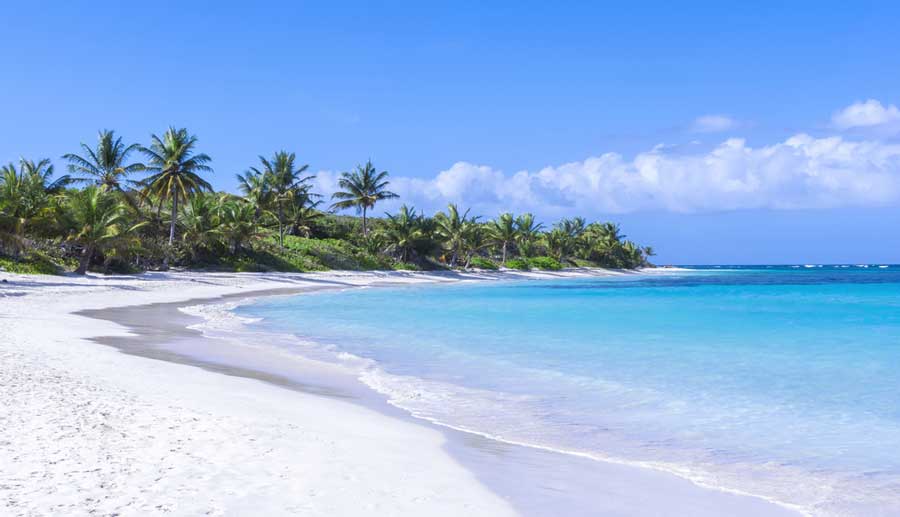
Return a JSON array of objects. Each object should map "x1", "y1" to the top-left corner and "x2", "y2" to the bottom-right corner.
[
  {"x1": 0, "y1": 128, "x2": 655, "y2": 275},
  {"x1": 330, "y1": 160, "x2": 397, "y2": 236}
]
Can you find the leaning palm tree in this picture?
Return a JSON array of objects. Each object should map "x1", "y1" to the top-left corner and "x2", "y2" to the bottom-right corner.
[
  {"x1": 63, "y1": 130, "x2": 144, "y2": 191},
  {"x1": 246, "y1": 151, "x2": 313, "y2": 249},
  {"x1": 139, "y1": 127, "x2": 213, "y2": 253},
  {"x1": 487, "y1": 212, "x2": 518, "y2": 265},
  {"x1": 65, "y1": 186, "x2": 144, "y2": 274},
  {"x1": 330, "y1": 160, "x2": 397, "y2": 236}
]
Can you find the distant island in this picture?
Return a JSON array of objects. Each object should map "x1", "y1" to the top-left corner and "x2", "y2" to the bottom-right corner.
[{"x1": 0, "y1": 127, "x2": 654, "y2": 275}]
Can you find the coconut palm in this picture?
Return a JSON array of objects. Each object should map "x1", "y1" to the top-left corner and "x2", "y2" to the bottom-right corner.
[
  {"x1": 246, "y1": 151, "x2": 313, "y2": 249},
  {"x1": 434, "y1": 204, "x2": 478, "y2": 267},
  {"x1": 559, "y1": 217, "x2": 586, "y2": 239},
  {"x1": 285, "y1": 194, "x2": 323, "y2": 238},
  {"x1": 65, "y1": 186, "x2": 144, "y2": 274},
  {"x1": 622, "y1": 240, "x2": 644, "y2": 268},
  {"x1": 0, "y1": 158, "x2": 70, "y2": 254},
  {"x1": 330, "y1": 160, "x2": 397, "y2": 236},
  {"x1": 216, "y1": 198, "x2": 259, "y2": 255},
  {"x1": 63, "y1": 130, "x2": 144, "y2": 191},
  {"x1": 179, "y1": 193, "x2": 221, "y2": 260},
  {"x1": 140, "y1": 127, "x2": 213, "y2": 253},
  {"x1": 487, "y1": 212, "x2": 518, "y2": 265},
  {"x1": 642, "y1": 245, "x2": 656, "y2": 265},
  {"x1": 383, "y1": 204, "x2": 427, "y2": 262},
  {"x1": 546, "y1": 227, "x2": 577, "y2": 263},
  {"x1": 462, "y1": 223, "x2": 488, "y2": 269},
  {"x1": 515, "y1": 213, "x2": 543, "y2": 258},
  {"x1": 235, "y1": 169, "x2": 270, "y2": 221}
]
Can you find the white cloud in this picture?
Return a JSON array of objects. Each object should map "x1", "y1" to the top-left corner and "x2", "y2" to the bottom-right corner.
[
  {"x1": 317, "y1": 102, "x2": 900, "y2": 219},
  {"x1": 691, "y1": 114, "x2": 738, "y2": 133},
  {"x1": 341, "y1": 135, "x2": 900, "y2": 217},
  {"x1": 832, "y1": 99, "x2": 900, "y2": 130}
]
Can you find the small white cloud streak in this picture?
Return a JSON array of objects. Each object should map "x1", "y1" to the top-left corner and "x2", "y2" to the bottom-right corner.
[
  {"x1": 320, "y1": 134, "x2": 900, "y2": 218},
  {"x1": 691, "y1": 114, "x2": 738, "y2": 133},
  {"x1": 832, "y1": 99, "x2": 900, "y2": 130}
]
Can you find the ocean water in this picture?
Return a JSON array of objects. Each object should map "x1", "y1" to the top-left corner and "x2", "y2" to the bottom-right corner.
[{"x1": 235, "y1": 267, "x2": 900, "y2": 516}]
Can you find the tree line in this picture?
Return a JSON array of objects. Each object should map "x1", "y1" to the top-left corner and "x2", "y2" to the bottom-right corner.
[{"x1": 0, "y1": 127, "x2": 654, "y2": 275}]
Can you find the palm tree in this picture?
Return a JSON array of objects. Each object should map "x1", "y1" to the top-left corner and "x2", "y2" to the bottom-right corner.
[
  {"x1": 65, "y1": 186, "x2": 144, "y2": 274},
  {"x1": 63, "y1": 130, "x2": 144, "y2": 191},
  {"x1": 246, "y1": 151, "x2": 313, "y2": 249},
  {"x1": 642, "y1": 245, "x2": 656, "y2": 266},
  {"x1": 330, "y1": 160, "x2": 397, "y2": 236},
  {"x1": 622, "y1": 240, "x2": 644, "y2": 268},
  {"x1": 559, "y1": 217, "x2": 586, "y2": 238},
  {"x1": 285, "y1": 194, "x2": 323, "y2": 238},
  {"x1": 546, "y1": 226, "x2": 576, "y2": 264},
  {"x1": 462, "y1": 223, "x2": 488, "y2": 269},
  {"x1": 235, "y1": 168, "x2": 270, "y2": 221},
  {"x1": 179, "y1": 193, "x2": 221, "y2": 260},
  {"x1": 515, "y1": 213, "x2": 543, "y2": 258},
  {"x1": 216, "y1": 199, "x2": 259, "y2": 255},
  {"x1": 0, "y1": 158, "x2": 70, "y2": 255},
  {"x1": 487, "y1": 212, "x2": 518, "y2": 265},
  {"x1": 434, "y1": 204, "x2": 478, "y2": 267},
  {"x1": 140, "y1": 127, "x2": 213, "y2": 256},
  {"x1": 383, "y1": 204, "x2": 425, "y2": 262}
]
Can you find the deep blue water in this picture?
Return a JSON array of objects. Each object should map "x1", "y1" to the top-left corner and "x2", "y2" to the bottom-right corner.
[{"x1": 237, "y1": 266, "x2": 900, "y2": 515}]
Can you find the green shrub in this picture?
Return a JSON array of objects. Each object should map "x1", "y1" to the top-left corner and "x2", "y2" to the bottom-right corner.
[
  {"x1": 528, "y1": 256, "x2": 562, "y2": 270},
  {"x1": 0, "y1": 251, "x2": 63, "y2": 275},
  {"x1": 279, "y1": 235, "x2": 393, "y2": 270},
  {"x1": 468, "y1": 256, "x2": 498, "y2": 270},
  {"x1": 504, "y1": 258, "x2": 530, "y2": 271}
]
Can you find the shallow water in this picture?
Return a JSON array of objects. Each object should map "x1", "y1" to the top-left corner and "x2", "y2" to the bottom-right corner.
[{"x1": 236, "y1": 266, "x2": 900, "y2": 515}]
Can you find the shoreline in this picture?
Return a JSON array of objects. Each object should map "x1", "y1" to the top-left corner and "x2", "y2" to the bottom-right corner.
[{"x1": 1, "y1": 269, "x2": 799, "y2": 516}]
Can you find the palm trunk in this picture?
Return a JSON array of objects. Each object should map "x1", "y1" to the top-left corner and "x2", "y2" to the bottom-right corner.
[
  {"x1": 502, "y1": 242, "x2": 508, "y2": 265},
  {"x1": 169, "y1": 189, "x2": 178, "y2": 245},
  {"x1": 278, "y1": 205, "x2": 285, "y2": 250},
  {"x1": 362, "y1": 206, "x2": 368, "y2": 236},
  {"x1": 164, "y1": 188, "x2": 178, "y2": 269},
  {"x1": 76, "y1": 244, "x2": 94, "y2": 275}
]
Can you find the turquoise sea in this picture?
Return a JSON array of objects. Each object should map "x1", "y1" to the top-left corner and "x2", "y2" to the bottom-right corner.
[{"x1": 236, "y1": 267, "x2": 900, "y2": 515}]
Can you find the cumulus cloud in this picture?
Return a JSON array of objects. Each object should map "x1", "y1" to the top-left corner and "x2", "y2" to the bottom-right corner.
[
  {"x1": 691, "y1": 114, "x2": 738, "y2": 133},
  {"x1": 832, "y1": 99, "x2": 900, "y2": 130},
  {"x1": 316, "y1": 102, "x2": 900, "y2": 218},
  {"x1": 336, "y1": 135, "x2": 900, "y2": 217}
]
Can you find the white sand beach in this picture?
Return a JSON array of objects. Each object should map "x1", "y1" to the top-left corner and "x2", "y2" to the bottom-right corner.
[{"x1": 0, "y1": 269, "x2": 800, "y2": 516}]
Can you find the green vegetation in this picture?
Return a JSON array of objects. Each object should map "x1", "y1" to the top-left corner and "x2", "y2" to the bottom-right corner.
[
  {"x1": 0, "y1": 128, "x2": 654, "y2": 275},
  {"x1": 468, "y1": 256, "x2": 499, "y2": 270},
  {"x1": 527, "y1": 256, "x2": 563, "y2": 270},
  {"x1": 505, "y1": 258, "x2": 531, "y2": 271}
]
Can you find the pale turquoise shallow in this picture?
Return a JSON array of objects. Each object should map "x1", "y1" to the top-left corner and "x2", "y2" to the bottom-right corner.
[{"x1": 237, "y1": 266, "x2": 900, "y2": 515}]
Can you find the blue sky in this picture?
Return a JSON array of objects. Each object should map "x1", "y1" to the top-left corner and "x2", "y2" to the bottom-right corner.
[{"x1": 3, "y1": 2, "x2": 900, "y2": 264}]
